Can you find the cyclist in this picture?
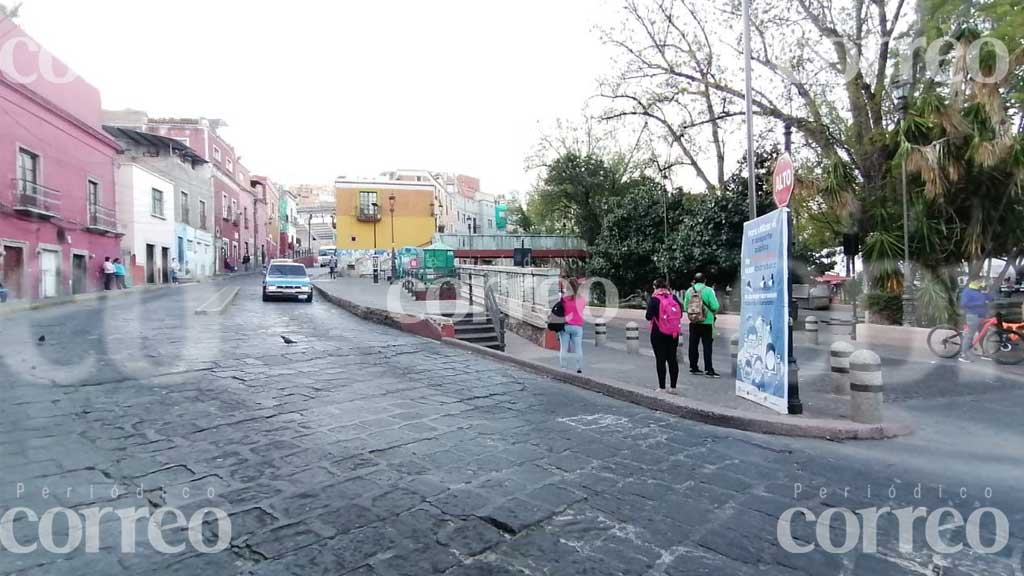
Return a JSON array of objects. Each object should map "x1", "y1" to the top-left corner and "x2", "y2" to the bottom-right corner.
[{"x1": 960, "y1": 279, "x2": 993, "y2": 363}]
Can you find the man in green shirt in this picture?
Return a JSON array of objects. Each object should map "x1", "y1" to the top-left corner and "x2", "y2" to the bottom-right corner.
[{"x1": 684, "y1": 273, "x2": 721, "y2": 377}]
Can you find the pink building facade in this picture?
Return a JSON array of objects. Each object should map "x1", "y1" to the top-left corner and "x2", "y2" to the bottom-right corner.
[{"x1": 0, "y1": 21, "x2": 121, "y2": 300}]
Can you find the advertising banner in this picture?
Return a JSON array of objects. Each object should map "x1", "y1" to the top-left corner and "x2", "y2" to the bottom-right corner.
[{"x1": 737, "y1": 208, "x2": 789, "y2": 414}]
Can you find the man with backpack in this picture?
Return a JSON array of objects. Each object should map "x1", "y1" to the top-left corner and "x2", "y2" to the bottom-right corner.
[
  {"x1": 646, "y1": 278, "x2": 683, "y2": 392},
  {"x1": 684, "y1": 273, "x2": 721, "y2": 378}
]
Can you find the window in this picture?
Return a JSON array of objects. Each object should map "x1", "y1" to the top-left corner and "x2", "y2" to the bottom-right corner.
[
  {"x1": 222, "y1": 193, "x2": 229, "y2": 219},
  {"x1": 226, "y1": 158, "x2": 233, "y2": 171},
  {"x1": 231, "y1": 199, "x2": 238, "y2": 222},
  {"x1": 212, "y1": 146, "x2": 221, "y2": 161},
  {"x1": 358, "y1": 191, "x2": 378, "y2": 217},
  {"x1": 151, "y1": 188, "x2": 165, "y2": 218},
  {"x1": 199, "y1": 200, "x2": 208, "y2": 230},
  {"x1": 87, "y1": 180, "x2": 99, "y2": 210},
  {"x1": 187, "y1": 239, "x2": 194, "y2": 252},
  {"x1": 244, "y1": 206, "x2": 249, "y2": 229},
  {"x1": 17, "y1": 148, "x2": 39, "y2": 193},
  {"x1": 180, "y1": 191, "x2": 190, "y2": 224}
]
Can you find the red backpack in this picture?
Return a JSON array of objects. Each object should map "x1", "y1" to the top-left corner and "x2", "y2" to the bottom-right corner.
[{"x1": 651, "y1": 292, "x2": 682, "y2": 337}]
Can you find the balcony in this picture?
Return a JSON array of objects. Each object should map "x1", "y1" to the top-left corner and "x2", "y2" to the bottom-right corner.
[
  {"x1": 11, "y1": 179, "x2": 61, "y2": 219},
  {"x1": 357, "y1": 208, "x2": 381, "y2": 223},
  {"x1": 85, "y1": 204, "x2": 119, "y2": 235}
]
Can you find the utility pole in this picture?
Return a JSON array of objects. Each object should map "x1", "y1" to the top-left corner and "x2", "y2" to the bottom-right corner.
[{"x1": 742, "y1": 0, "x2": 757, "y2": 220}]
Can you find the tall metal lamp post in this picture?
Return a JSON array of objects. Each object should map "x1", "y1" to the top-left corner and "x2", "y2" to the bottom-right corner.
[
  {"x1": 371, "y1": 202, "x2": 379, "y2": 250},
  {"x1": 894, "y1": 79, "x2": 915, "y2": 326},
  {"x1": 388, "y1": 193, "x2": 397, "y2": 283}
]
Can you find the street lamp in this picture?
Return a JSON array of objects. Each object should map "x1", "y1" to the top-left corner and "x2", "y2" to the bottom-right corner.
[
  {"x1": 894, "y1": 78, "x2": 915, "y2": 326},
  {"x1": 388, "y1": 193, "x2": 397, "y2": 283}
]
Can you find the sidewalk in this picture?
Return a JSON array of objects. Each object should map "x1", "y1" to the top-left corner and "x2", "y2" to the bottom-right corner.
[{"x1": 314, "y1": 276, "x2": 483, "y2": 318}]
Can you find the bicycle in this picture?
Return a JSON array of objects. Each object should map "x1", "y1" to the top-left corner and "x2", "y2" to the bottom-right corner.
[{"x1": 927, "y1": 312, "x2": 1024, "y2": 365}]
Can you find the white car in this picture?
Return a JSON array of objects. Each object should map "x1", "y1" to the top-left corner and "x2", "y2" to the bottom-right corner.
[{"x1": 262, "y1": 262, "x2": 313, "y2": 303}]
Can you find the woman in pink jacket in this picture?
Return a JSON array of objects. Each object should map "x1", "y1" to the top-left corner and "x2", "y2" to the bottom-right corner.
[{"x1": 559, "y1": 277, "x2": 586, "y2": 373}]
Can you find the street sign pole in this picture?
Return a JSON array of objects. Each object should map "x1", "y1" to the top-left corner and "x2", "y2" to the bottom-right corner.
[
  {"x1": 742, "y1": 0, "x2": 757, "y2": 220},
  {"x1": 774, "y1": 134, "x2": 802, "y2": 415}
]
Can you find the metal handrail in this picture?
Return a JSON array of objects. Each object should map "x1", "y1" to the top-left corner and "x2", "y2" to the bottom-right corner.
[
  {"x1": 483, "y1": 275, "x2": 506, "y2": 350},
  {"x1": 11, "y1": 178, "x2": 61, "y2": 213}
]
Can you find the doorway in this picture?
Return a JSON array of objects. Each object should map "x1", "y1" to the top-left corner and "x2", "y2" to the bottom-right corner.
[
  {"x1": 161, "y1": 247, "x2": 170, "y2": 284},
  {"x1": 72, "y1": 254, "x2": 87, "y2": 294},
  {"x1": 146, "y1": 244, "x2": 155, "y2": 284},
  {"x1": 1, "y1": 245, "x2": 25, "y2": 299},
  {"x1": 39, "y1": 249, "x2": 59, "y2": 299}
]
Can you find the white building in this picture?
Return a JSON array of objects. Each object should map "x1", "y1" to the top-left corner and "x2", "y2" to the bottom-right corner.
[{"x1": 115, "y1": 164, "x2": 176, "y2": 284}]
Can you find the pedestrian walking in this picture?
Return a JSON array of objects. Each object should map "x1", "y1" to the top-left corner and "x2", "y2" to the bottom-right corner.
[
  {"x1": 102, "y1": 257, "x2": 115, "y2": 291},
  {"x1": 328, "y1": 256, "x2": 338, "y2": 280},
  {"x1": 959, "y1": 280, "x2": 993, "y2": 363},
  {"x1": 646, "y1": 278, "x2": 683, "y2": 393},
  {"x1": 113, "y1": 258, "x2": 127, "y2": 289},
  {"x1": 684, "y1": 273, "x2": 721, "y2": 378},
  {"x1": 170, "y1": 258, "x2": 180, "y2": 284},
  {"x1": 558, "y1": 277, "x2": 585, "y2": 374},
  {"x1": 243, "y1": 253, "x2": 251, "y2": 272}
]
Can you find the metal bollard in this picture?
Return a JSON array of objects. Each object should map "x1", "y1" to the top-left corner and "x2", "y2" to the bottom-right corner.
[
  {"x1": 849, "y1": 349, "x2": 883, "y2": 424},
  {"x1": 830, "y1": 341, "x2": 855, "y2": 395},
  {"x1": 595, "y1": 318, "x2": 608, "y2": 347},
  {"x1": 729, "y1": 335, "x2": 739, "y2": 377},
  {"x1": 805, "y1": 316, "x2": 819, "y2": 345},
  {"x1": 625, "y1": 322, "x2": 640, "y2": 354}
]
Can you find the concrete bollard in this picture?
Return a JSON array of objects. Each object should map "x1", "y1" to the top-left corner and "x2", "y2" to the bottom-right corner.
[
  {"x1": 849, "y1": 349, "x2": 883, "y2": 424},
  {"x1": 829, "y1": 341, "x2": 855, "y2": 395},
  {"x1": 730, "y1": 335, "x2": 739, "y2": 377},
  {"x1": 805, "y1": 316, "x2": 819, "y2": 345},
  {"x1": 595, "y1": 318, "x2": 608, "y2": 347},
  {"x1": 625, "y1": 322, "x2": 640, "y2": 354}
]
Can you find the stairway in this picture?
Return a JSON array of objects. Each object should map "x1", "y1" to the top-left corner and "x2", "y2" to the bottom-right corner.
[{"x1": 446, "y1": 312, "x2": 504, "y2": 351}]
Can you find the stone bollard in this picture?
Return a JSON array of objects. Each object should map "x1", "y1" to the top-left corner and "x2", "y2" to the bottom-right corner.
[
  {"x1": 805, "y1": 316, "x2": 819, "y2": 345},
  {"x1": 830, "y1": 341, "x2": 855, "y2": 395},
  {"x1": 625, "y1": 322, "x2": 640, "y2": 354},
  {"x1": 595, "y1": 319, "x2": 608, "y2": 347},
  {"x1": 849, "y1": 349, "x2": 883, "y2": 424},
  {"x1": 730, "y1": 335, "x2": 739, "y2": 377}
]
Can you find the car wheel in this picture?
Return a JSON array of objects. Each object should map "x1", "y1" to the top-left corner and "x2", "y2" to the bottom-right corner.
[
  {"x1": 262, "y1": 289, "x2": 269, "y2": 302},
  {"x1": 306, "y1": 293, "x2": 314, "y2": 303}
]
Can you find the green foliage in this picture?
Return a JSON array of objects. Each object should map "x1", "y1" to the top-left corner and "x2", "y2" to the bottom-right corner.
[
  {"x1": 866, "y1": 292, "x2": 904, "y2": 325},
  {"x1": 504, "y1": 198, "x2": 534, "y2": 233},
  {"x1": 527, "y1": 152, "x2": 629, "y2": 244}
]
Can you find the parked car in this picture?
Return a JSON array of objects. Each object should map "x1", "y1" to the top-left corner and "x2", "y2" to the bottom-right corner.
[{"x1": 262, "y1": 261, "x2": 313, "y2": 303}]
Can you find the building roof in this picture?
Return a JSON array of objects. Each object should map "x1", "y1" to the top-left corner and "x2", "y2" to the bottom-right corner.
[{"x1": 102, "y1": 126, "x2": 208, "y2": 164}]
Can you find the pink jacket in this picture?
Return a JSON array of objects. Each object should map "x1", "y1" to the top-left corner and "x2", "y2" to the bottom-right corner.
[{"x1": 562, "y1": 296, "x2": 585, "y2": 326}]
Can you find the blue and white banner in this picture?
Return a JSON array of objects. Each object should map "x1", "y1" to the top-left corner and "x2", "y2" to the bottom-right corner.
[{"x1": 737, "y1": 208, "x2": 789, "y2": 414}]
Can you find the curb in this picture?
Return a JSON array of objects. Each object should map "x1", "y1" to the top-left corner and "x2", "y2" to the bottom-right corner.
[
  {"x1": 442, "y1": 338, "x2": 912, "y2": 441},
  {"x1": 194, "y1": 287, "x2": 240, "y2": 315},
  {"x1": 312, "y1": 284, "x2": 454, "y2": 341}
]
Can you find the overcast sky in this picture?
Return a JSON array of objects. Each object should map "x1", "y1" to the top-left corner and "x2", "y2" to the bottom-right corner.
[{"x1": 18, "y1": 0, "x2": 619, "y2": 196}]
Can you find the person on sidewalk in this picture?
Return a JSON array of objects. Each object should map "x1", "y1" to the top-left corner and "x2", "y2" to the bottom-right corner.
[
  {"x1": 102, "y1": 257, "x2": 115, "y2": 291},
  {"x1": 959, "y1": 280, "x2": 993, "y2": 362},
  {"x1": 243, "y1": 253, "x2": 251, "y2": 272},
  {"x1": 113, "y1": 258, "x2": 127, "y2": 289},
  {"x1": 558, "y1": 277, "x2": 585, "y2": 374},
  {"x1": 646, "y1": 278, "x2": 683, "y2": 393},
  {"x1": 329, "y1": 256, "x2": 338, "y2": 280},
  {"x1": 170, "y1": 259, "x2": 180, "y2": 284},
  {"x1": 684, "y1": 273, "x2": 721, "y2": 378}
]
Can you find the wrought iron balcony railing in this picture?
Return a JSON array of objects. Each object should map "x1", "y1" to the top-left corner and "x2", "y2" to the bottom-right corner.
[
  {"x1": 357, "y1": 208, "x2": 381, "y2": 222},
  {"x1": 87, "y1": 204, "x2": 118, "y2": 233},
  {"x1": 11, "y1": 178, "x2": 61, "y2": 217}
]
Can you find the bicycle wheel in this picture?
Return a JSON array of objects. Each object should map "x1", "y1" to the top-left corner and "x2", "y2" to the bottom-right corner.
[
  {"x1": 927, "y1": 325, "x2": 962, "y2": 358},
  {"x1": 992, "y1": 330, "x2": 1024, "y2": 365},
  {"x1": 982, "y1": 330, "x2": 1007, "y2": 356}
]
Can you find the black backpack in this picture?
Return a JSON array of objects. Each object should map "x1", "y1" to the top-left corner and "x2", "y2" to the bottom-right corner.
[{"x1": 547, "y1": 299, "x2": 566, "y2": 332}]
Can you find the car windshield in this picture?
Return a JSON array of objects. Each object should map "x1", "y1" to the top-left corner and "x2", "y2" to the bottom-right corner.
[{"x1": 267, "y1": 264, "x2": 307, "y2": 277}]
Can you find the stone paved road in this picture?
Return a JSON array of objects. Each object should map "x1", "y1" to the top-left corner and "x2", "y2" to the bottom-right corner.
[{"x1": 0, "y1": 277, "x2": 1020, "y2": 575}]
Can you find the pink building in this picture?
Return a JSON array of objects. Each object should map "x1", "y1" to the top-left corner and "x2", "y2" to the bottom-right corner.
[{"x1": 0, "y1": 21, "x2": 121, "y2": 300}]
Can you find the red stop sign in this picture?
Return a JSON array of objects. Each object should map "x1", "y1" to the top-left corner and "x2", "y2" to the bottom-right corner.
[{"x1": 773, "y1": 153, "x2": 795, "y2": 207}]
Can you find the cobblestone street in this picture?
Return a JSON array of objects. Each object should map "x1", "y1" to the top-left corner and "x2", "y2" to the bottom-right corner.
[{"x1": 0, "y1": 277, "x2": 1021, "y2": 575}]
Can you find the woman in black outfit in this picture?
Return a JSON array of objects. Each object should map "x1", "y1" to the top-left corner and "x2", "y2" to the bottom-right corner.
[{"x1": 645, "y1": 278, "x2": 683, "y2": 392}]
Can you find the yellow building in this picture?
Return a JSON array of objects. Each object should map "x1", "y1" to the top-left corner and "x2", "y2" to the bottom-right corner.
[{"x1": 335, "y1": 179, "x2": 436, "y2": 250}]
